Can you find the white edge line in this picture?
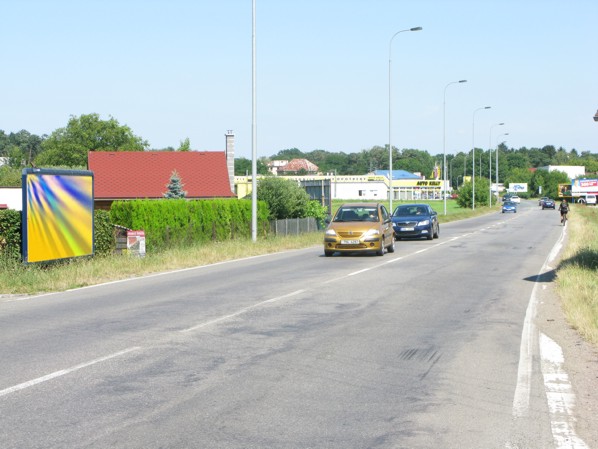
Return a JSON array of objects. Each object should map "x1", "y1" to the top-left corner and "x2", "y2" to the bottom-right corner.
[
  {"x1": 539, "y1": 333, "x2": 589, "y2": 449},
  {"x1": 0, "y1": 346, "x2": 141, "y2": 398},
  {"x1": 11, "y1": 248, "x2": 317, "y2": 302}
]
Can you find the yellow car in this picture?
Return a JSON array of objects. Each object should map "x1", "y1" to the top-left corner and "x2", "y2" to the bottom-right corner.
[{"x1": 324, "y1": 203, "x2": 395, "y2": 257}]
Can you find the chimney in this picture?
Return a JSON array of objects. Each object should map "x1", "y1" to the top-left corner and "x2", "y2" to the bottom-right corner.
[{"x1": 225, "y1": 130, "x2": 235, "y2": 193}]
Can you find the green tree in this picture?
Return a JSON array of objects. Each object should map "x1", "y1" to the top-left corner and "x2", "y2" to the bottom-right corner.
[
  {"x1": 163, "y1": 170, "x2": 187, "y2": 199},
  {"x1": 456, "y1": 177, "x2": 490, "y2": 208},
  {"x1": 234, "y1": 157, "x2": 269, "y2": 176},
  {"x1": 35, "y1": 113, "x2": 148, "y2": 167},
  {"x1": 505, "y1": 167, "x2": 533, "y2": 198},
  {"x1": 177, "y1": 138, "x2": 191, "y2": 151},
  {"x1": 256, "y1": 177, "x2": 311, "y2": 219}
]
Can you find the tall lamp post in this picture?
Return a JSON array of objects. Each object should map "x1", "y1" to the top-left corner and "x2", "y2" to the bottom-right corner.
[
  {"x1": 443, "y1": 79, "x2": 467, "y2": 215},
  {"x1": 388, "y1": 26, "x2": 422, "y2": 213},
  {"x1": 496, "y1": 133, "x2": 509, "y2": 194},
  {"x1": 488, "y1": 122, "x2": 504, "y2": 206},
  {"x1": 472, "y1": 106, "x2": 491, "y2": 209}
]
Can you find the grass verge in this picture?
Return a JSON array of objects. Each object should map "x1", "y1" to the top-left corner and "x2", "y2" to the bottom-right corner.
[
  {"x1": 0, "y1": 233, "x2": 323, "y2": 296},
  {"x1": 555, "y1": 205, "x2": 598, "y2": 346}
]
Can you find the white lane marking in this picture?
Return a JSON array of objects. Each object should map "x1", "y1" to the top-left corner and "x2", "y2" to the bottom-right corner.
[
  {"x1": 512, "y1": 284, "x2": 538, "y2": 418},
  {"x1": 0, "y1": 347, "x2": 140, "y2": 398},
  {"x1": 539, "y1": 333, "x2": 589, "y2": 449},
  {"x1": 179, "y1": 289, "x2": 306, "y2": 333},
  {"x1": 511, "y1": 222, "x2": 568, "y2": 418},
  {"x1": 8, "y1": 248, "x2": 316, "y2": 302},
  {"x1": 508, "y1": 218, "x2": 587, "y2": 447}
]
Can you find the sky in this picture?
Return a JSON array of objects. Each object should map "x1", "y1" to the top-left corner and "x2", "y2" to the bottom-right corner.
[{"x1": 2, "y1": 0, "x2": 597, "y2": 160}]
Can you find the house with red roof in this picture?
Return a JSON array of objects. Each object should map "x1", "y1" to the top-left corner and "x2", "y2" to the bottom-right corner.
[
  {"x1": 276, "y1": 158, "x2": 319, "y2": 175},
  {"x1": 88, "y1": 150, "x2": 235, "y2": 210}
]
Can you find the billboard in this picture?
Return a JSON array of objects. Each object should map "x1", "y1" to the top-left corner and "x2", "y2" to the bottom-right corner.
[
  {"x1": 22, "y1": 168, "x2": 94, "y2": 264},
  {"x1": 509, "y1": 183, "x2": 528, "y2": 193}
]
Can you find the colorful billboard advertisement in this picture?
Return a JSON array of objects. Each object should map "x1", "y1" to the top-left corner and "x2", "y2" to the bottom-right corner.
[{"x1": 21, "y1": 168, "x2": 94, "y2": 264}]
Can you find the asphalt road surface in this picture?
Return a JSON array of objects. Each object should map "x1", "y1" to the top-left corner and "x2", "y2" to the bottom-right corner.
[{"x1": 0, "y1": 201, "x2": 590, "y2": 449}]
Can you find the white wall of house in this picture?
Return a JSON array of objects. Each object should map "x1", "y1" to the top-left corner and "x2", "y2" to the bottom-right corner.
[
  {"x1": 537, "y1": 165, "x2": 585, "y2": 179},
  {"x1": 333, "y1": 180, "x2": 387, "y2": 200},
  {"x1": 0, "y1": 187, "x2": 22, "y2": 210}
]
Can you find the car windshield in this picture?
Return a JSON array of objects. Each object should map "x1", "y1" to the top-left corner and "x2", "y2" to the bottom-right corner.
[
  {"x1": 393, "y1": 205, "x2": 428, "y2": 216},
  {"x1": 334, "y1": 206, "x2": 378, "y2": 222}
]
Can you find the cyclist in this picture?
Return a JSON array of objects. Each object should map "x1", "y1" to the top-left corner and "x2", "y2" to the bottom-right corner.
[{"x1": 558, "y1": 199, "x2": 569, "y2": 224}]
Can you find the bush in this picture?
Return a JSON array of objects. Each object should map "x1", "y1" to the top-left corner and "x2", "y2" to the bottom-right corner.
[{"x1": 256, "y1": 177, "x2": 311, "y2": 219}]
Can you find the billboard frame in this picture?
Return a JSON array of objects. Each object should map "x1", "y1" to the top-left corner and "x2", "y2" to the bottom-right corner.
[{"x1": 21, "y1": 168, "x2": 95, "y2": 264}]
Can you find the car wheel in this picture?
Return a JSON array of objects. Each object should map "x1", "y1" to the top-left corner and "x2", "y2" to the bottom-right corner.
[
  {"x1": 426, "y1": 231, "x2": 433, "y2": 240},
  {"x1": 324, "y1": 250, "x2": 334, "y2": 257},
  {"x1": 433, "y1": 225, "x2": 439, "y2": 239},
  {"x1": 387, "y1": 237, "x2": 395, "y2": 253},
  {"x1": 376, "y1": 244, "x2": 384, "y2": 256}
]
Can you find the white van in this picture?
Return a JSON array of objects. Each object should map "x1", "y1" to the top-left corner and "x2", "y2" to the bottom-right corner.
[{"x1": 584, "y1": 194, "x2": 596, "y2": 206}]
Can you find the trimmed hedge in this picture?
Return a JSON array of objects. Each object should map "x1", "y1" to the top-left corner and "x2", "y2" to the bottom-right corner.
[
  {"x1": 109, "y1": 198, "x2": 270, "y2": 251},
  {"x1": 0, "y1": 210, "x2": 22, "y2": 261}
]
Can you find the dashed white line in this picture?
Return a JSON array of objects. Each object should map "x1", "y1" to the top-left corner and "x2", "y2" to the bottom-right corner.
[{"x1": 0, "y1": 347, "x2": 141, "y2": 398}]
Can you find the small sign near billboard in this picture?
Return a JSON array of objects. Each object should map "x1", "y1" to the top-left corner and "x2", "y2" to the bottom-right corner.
[{"x1": 126, "y1": 230, "x2": 146, "y2": 257}]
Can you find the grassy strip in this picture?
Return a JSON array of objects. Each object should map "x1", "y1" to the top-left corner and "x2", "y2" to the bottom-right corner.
[
  {"x1": 0, "y1": 233, "x2": 323, "y2": 296},
  {"x1": 555, "y1": 205, "x2": 598, "y2": 346}
]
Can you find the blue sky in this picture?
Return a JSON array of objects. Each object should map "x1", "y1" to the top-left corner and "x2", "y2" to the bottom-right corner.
[{"x1": 2, "y1": 0, "x2": 596, "y2": 160}]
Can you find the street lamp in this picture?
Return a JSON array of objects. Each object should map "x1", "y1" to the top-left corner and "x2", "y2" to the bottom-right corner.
[
  {"x1": 443, "y1": 79, "x2": 467, "y2": 215},
  {"x1": 488, "y1": 122, "x2": 504, "y2": 206},
  {"x1": 496, "y1": 133, "x2": 509, "y2": 193},
  {"x1": 388, "y1": 26, "x2": 422, "y2": 213},
  {"x1": 472, "y1": 106, "x2": 491, "y2": 209}
]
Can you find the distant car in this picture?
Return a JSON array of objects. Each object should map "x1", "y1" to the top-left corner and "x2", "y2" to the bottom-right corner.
[
  {"x1": 510, "y1": 195, "x2": 521, "y2": 203},
  {"x1": 542, "y1": 199, "x2": 556, "y2": 209},
  {"x1": 391, "y1": 203, "x2": 439, "y2": 240},
  {"x1": 539, "y1": 197, "x2": 549, "y2": 206},
  {"x1": 324, "y1": 203, "x2": 395, "y2": 257},
  {"x1": 502, "y1": 201, "x2": 517, "y2": 213},
  {"x1": 502, "y1": 194, "x2": 513, "y2": 202}
]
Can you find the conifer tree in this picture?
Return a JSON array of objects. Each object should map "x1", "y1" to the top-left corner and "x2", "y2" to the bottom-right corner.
[{"x1": 163, "y1": 170, "x2": 187, "y2": 199}]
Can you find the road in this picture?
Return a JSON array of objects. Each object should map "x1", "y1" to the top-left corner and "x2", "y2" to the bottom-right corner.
[{"x1": 0, "y1": 201, "x2": 591, "y2": 448}]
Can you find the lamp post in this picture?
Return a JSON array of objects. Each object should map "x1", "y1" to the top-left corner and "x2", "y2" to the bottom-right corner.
[
  {"x1": 443, "y1": 79, "x2": 467, "y2": 215},
  {"x1": 488, "y1": 122, "x2": 504, "y2": 206},
  {"x1": 472, "y1": 106, "x2": 491, "y2": 209},
  {"x1": 388, "y1": 26, "x2": 422, "y2": 213},
  {"x1": 496, "y1": 133, "x2": 509, "y2": 193},
  {"x1": 251, "y1": 0, "x2": 257, "y2": 242}
]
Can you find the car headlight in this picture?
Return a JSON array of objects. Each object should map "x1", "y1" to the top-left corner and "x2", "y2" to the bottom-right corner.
[
  {"x1": 363, "y1": 228, "x2": 380, "y2": 238},
  {"x1": 418, "y1": 219, "x2": 430, "y2": 226},
  {"x1": 325, "y1": 229, "x2": 337, "y2": 237}
]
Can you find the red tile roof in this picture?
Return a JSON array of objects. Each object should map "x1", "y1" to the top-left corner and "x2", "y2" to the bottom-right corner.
[
  {"x1": 88, "y1": 151, "x2": 235, "y2": 199},
  {"x1": 278, "y1": 158, "x2": 319, "y2": 173}
]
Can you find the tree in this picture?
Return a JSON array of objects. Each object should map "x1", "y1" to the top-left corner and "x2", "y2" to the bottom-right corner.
[
  {"x1": 456, "y1": 177, "x2": 490, "y2": 208},
  {"x1": 234, "y1": 157, "x2": 269, "y2": 176},
  {"x1": 35, "y1": 113, "x2": 148, "y2": 167},
  {"x1": 256, "y1": 177, "x2": 311, "y2": 219},
  {"x1": 177, "y1": 138, "x2": 191, "y2": 151},
  {"x1": 163, "y1": 170, "x2": 187, "y2": 199}
]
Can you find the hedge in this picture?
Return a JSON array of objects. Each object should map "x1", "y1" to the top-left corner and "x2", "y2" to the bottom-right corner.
[{"x1": 109, "y1": 198, "x2": 270, "y2": 251}]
